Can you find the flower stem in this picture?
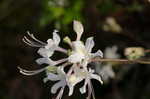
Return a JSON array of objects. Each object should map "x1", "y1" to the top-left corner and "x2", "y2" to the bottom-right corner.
[{"x1": 91, "y1": 58, "x2": 150, "y2": 64}]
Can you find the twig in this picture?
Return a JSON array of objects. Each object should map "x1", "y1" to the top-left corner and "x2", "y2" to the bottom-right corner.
[
  {"x1": 91, "y1": 58, "x2": 150, "y2": 64},
  {"x1": 145, "y1": 49, "x2": 150, "y2": 53}
]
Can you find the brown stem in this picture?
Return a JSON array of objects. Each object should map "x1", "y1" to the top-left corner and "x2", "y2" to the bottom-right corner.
[
  {"x1": 91, "y1": 58, "x2": 150, "y2": 64},
  {"x1": 145, "y1": 49, "x2": 150, "y2": 53}
]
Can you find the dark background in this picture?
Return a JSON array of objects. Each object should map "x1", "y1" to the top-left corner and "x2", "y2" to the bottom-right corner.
[{"x1": 0, "y1": 0, "x2": 150, "y2": 99}]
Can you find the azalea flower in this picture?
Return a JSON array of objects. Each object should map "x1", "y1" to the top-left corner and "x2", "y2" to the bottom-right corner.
[
  {"x1": 44, "y1": 66, "x2": 67, "y2": 99},
  {"x1": 95, "y1": 45, "x2": 120, "y2": 82},
  {"x1": 68, "y1": 21, "x2": 103, "y2": 64},
  {"x1": 19, "y1": 20, "x2": 104, "y2": 99},
  {"x1": 23, "y1": 30, "x2": 67, "y2": 57}
]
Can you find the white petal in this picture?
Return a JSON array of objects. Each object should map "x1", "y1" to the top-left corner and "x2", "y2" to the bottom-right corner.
[
  {"x1": 67, "y1": 74, "x2": 84, "y2": 94},
  {"x1": 68, "y1": 53, "x2": 85, "y2": 63},
  {"x1": 90, "y1": 74, "x2": 103, "y2": 84},
  {"x1": 104, "y1": 46, "x2": 120, "y2": 59},
  {"x1": 73, "y1": 20, "x2": 84, "y2": 40},
  {"x1": 72, "y1": 41, "x2": 85, "y2": 52},
  {"x1": 85, "y1": 37, "x2": 94, "y2": 53},
  {"x1": 68, "y1": 85, "x2": 74, "y2": 96},
  {"x1": 57, "y1": 66, "x2": 66, "y2": 76},
  {"x1": 91, "y1": 50, "x2": 103, "y2": 58},
  {"x1": 46, "y1": 39, "x2": 54, "y2": 49},
  {"x1": 37, "y1": 48, "x2": 54, "y2": 57},
  {"x1": 47, "y1": 73, "x2": 61, "y2": 81},
  {"x1": 99, "y1": 65, "x2": 115, "y2": 81},
  {"x1": 80, "y1": 79, "x2": 88, "y2": 94},
  {"x1": 55, "y1": 87, "x2": 65, "y2": 99},
  {"x1": 36, "y1": 58, "x2": 56, "y2": 65},
  {"x1": 51, "y1": 80, "x2": 66, "y2": 94},
  {"x1": 53, "y1": 30, "x2": 61, "y2": 45}
]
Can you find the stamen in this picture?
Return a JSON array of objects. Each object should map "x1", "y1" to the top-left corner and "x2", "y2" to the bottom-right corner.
[
  {"x1": 27, "y1": 31, "x2": 46, "y2": 45},
  {"x1": 55, "y1": 58, "x2": 68, "y2": 65},
  {"x1": 23, "y1": 36, "x2": 45, "y2": 47},
  {"x1": 22, "y1": 31, "x2": 46, "y2": 47},
  {"x1": 18, "y1": 67, "x2": 47, "y2": 76},
  {"x1": 56, "y1": 47, "x2": 68, "y2": 54}
]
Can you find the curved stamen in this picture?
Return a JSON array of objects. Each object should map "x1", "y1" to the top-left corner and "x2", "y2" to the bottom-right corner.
[
  {"x1": 22, "y1": 38, "x2": 43, "y2": 47},
  {"x1": 27, "y1": 31, "x2": 46, "y2": 45},
  {"x1": 23, "y1": 36, "x2": 45, "y2": 47},
  {"x1": 18, "y1": 67, "x2": 47, "y2": 76},
  {"x1": 22, "y1": 32, "x2": 46, "y2": 47},
  {"x1": 56, "y1": 46, "x2": 68, "y2": 54},
  {"x1": 18, "y1": 59, "x2": 69, "y2": 76},
  {"x1": 55, "y1": 58, "x2": 68, "y2": 65}
]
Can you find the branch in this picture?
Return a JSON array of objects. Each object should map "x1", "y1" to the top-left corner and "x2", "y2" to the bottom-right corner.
[{"x1": 91, "y1": 58, "x2": 150, "y2": 64}]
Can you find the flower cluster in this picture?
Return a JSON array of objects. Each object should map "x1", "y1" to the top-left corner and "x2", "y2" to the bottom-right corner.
[{"x1": 19, "y1": 20, "x2": 103, "y2": 99}]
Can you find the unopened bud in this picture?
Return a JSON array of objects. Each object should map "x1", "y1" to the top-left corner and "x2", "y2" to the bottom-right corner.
[
  {"x1": 63, "y1": 36, "x2": 71, "y2": 44},
  {"x1": 124, "y1": 47, "x2": 145, "y2": 60}
]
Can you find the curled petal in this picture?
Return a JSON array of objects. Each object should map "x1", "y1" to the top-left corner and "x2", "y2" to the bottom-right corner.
[
  {"x1": 80, "y1": 79, "x2": 88, "y2": 94},
  {"x1": 85, "y1": 37, "x2": 94, "y2": 53},
  {"x1": 68, "y1": 85, "x2": 74, "y2": 96},
  {"x1": 46, "y1": 73, "x2": 61, "y2": 81},
  {"x1": 53, "y1": 30, "x2": 61, "y2": 45},
  {"x1": 36, "y1": 58, "x2": 56, "y2": 65},
  {"x1": 90, "y1": 74, "x2": 103, "y2": 84},
  {"x1": 67, "y1": 74, "x2": 84, "y2": 96},
  {"x1": 51, "y1": 80, "x2": 66, "y2": 94},
  {"x1": 68, "y1": 53, "x2": 85, "y2": 63},
  {"x1": 91, "y1": 50, "x2": 103, "y2": 58},
  {"x1": 46, "y1": 39, "x2": 54, "y2": 49},
  {"x1": 57, "y1": 66, "x2": 66, "y2": 76},
  {"x1": 73, "y1": 20, "x2": 84, "y2": 40},
  {"x1": 37, "y1": 48, "x2": 54, "y2": 57},
  {"x1": 99, "y1": 64, "x2": 115, "y2": 81},
  {"x1": 104, "y1": 46, "x2": 120, "y2": 59}
]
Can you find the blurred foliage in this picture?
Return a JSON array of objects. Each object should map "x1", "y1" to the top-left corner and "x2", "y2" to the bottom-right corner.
[
  {"x1": 97, "y1": 0, "x2": 122, "y2": 15},
  {"x1": 39, "y1": 0, "x2": 84, "y2": 31}
]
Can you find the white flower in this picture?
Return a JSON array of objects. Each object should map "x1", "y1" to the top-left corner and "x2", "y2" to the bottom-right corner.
[
  {"x1": 104, "y1": 45, "x2": 120, "y2": 59},
  {"x1": 79, "y1": 68, "x2": 103, "y2": 94},
  {"x1": 19, "y1": 20, "x2": 104, "y2": 99},
  {"x1": 44, "y1": 65, "x2": 83, "y2": 97},
  {"x1": 98, "y1": 64, "x2": 115, "y2": 82},
  {"x1": 95, "y1": 45, "x2": 120, "y2": 82},
  {"x1": 69, "y1": 20, "x2": 103, "y2": 64},
  {"x1": 65, "y1": 64, "x2": 85, "y2": 96},
  {"x1": 103, "y1": 17, "x2": 122, "y2": 33},
  {"x1": 23, "y1": 30, "x2": 67, "y2": 58},
  {"x1": 68, "y1": 37, "x2": 103, "y2": 64},
  {"x1": 44, "y1": 67, "x2": 66, "y2": 99},
  {"x1": 44, "y1": 67, "x2": 66, "y2": 93},
  {"x1": 38, "y1": 30, "x2": 66, "y2": 58}
]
